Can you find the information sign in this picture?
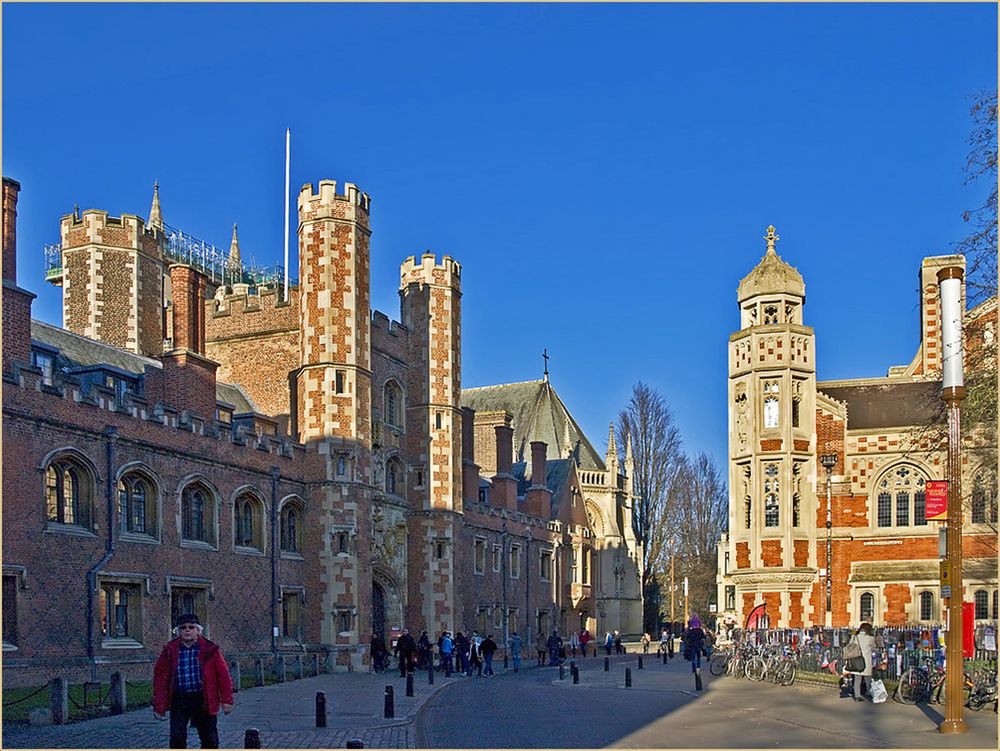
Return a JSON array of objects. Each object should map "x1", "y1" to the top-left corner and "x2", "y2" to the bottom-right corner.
[{"x1": 926, "y1": 480, "x2": 948, "y2": 521}]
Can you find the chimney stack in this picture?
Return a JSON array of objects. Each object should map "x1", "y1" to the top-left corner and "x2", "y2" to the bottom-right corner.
[
  {"x1": 161, "y1": 263, "x2": 217, "y2": 419},
  {"x1": 525, "y1": 441, "x2": 553, "y2": 519},
  {"x1": 2, "y1": 177, "x2": 37, "y2": 372},
  {"x1": 169, "y1": 264, "x2": 207, "y2": 354},
  {"x1": 462, "y1": 407, "x2": 481, "y2": 504},
  {"x1": 491, "y1": 424, "x2": 518, "y2": 511}
]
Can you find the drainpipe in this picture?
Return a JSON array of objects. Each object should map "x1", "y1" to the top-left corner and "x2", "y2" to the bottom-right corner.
[
  {"x1": 270, "y1": 466, "x2": 280, "y2": 654},
  {"x1": 87, "y1": 425, "x2": 119, "y2": 680}
]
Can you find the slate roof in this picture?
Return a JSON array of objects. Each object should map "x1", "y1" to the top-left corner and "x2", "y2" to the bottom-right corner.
[
  {"x1": 818, "y1": 379, "x2": 944, "y2": 431},
  {"x1": 462, "y1": 379, "x2": 605, "y2": 471},
  {"x1": 30, "y1": 320, "x2": 258, "y2": 413}
]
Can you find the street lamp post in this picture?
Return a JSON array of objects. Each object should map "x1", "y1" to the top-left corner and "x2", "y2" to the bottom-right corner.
[
  {"x1": 819, "y1": 453, "x2": 838, "y2": 628},
  {"x1": 937, "y1": 265, "x2": 967, "y2": 735}
]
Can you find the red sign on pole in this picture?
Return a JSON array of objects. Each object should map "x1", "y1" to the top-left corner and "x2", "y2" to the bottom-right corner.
[
  {"x1": 962, "y1": 601, "x2": 975, "y2": 658},
  {"x1": 926, "y1": 480, "x2": 948, "y2": 521}
]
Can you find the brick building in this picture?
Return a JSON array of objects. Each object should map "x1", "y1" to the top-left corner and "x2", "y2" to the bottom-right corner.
[
  {"x1": 716, "y1": 226, "x2": 998, "y2": 629},
  {"x1": 1, "y1": 176, "x2": 642, "y2": 686}
]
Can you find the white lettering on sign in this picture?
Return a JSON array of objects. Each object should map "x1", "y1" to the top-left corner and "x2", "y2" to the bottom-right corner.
[{"x1": 862, "y1": 540, "x2": 903, "y2": 546}]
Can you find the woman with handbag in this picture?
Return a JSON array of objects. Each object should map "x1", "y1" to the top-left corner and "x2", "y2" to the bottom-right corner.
[{"x1": 844, "y1": 622, "x2": 876, "y2": 701}]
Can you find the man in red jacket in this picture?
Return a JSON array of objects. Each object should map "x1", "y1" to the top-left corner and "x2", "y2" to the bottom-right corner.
[{"x1": 153, "y1": 613, "x2": 234, "y2": 748}]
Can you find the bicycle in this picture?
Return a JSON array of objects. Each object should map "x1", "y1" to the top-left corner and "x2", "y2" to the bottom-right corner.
[{"x1": 709, "y1": 648, "x2": 732, "y2": 676}]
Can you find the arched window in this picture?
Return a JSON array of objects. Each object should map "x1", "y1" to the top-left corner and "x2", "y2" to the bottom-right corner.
[
  {"x1": 45, "y1": 456, "x2": 94, "y2": 529},
  {"x1": 874, "y1": 465, "x2": 927, "y2": 528},
  {"x1": 860, "y1": 592, "x2": 875, "y2": 623},
  {"x1": 974, "y1": 590, "x2": 989, "y2": 620},
  {"x1": 971, "y1": 472, "x2": 997, "y2": 524},
  {"x1": 386, "y1": 458, "x2": 403, "y2": 496},
  {"x1": 181, "y1": 483, "x2": 215, "y2": 544},
  {"x1": 118, "y1": 471, "x2": 156, "y2": 535},
  {"x1": 383, "y1": 381, "x2": 403, "y2": 429},
  {"x1": 280, "y1": 500, "x2": 303, "y2": 554},
  {"x1": 233, "y1": 492, "x2": 264, "y2": 551},
  {"x1": 763, "y1": 464, "x2": 779, "y2": 527},
  {"x1": 763, "y1": 305, "x2": 780, "y2": 325},
  {"x1": 919, "y1": 591, "x2": 934, "y2": 621}
]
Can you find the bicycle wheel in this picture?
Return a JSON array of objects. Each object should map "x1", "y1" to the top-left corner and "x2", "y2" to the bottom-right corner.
[
  {"x1": 709, "y1": 655, "x2": 729, "y2": 676},
  {"x1": 745, "y1": 656, "x2": 766, "y2": 681},
  {"x1": 781, "y1": 662, "x2": 796, "y2": 686},
  {"x1": 896, "y1": 668, "x2": 926, "y2": 705}
]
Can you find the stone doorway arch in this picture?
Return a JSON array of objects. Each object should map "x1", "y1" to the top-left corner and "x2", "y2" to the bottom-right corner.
[{"x1": 372, "y1": 567, "x2": 403, "y2": 640}]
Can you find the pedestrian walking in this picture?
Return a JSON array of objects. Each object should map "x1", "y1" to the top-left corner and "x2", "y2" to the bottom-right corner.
[
  {"x1": 417, "y1": 629, "x2": 433, "y2": 670},
  {"x1": 614, "y1": 630, "x2": 624, "y2": 655},
  {"x1": 604, "y1": 631, "x2": 614, "y2": 656},
  {"x1": 683, "y1": 616, "x2": 706, "y2": 673},
  {"x1": 844, "y1": 622, "x2": 876, "y2": 701},
  {"x1": 579, "y1": 628, "x2": 592, "y2": 657},
  {"x1": 568, "y1": 631, "x2": 581, "y2": 657},
  {"x1": 547, "y1": 628, "x2": 563, "y2": 666},
  {"x1": 641, "y1": 632, "x2": 651, "y2": 654},
  {"x1": 152, "y1": 613, "x2": 234, "y2": 749},
  {"x1": 469, "y1": 631, "x2": 484, "y2": 676},
  {"x1": 394, "y1": 628, "x2": 417, "y2": 677},
  {"x1": 535, "y1": 632, "x2": 547, "y2": 667},
  {"x1": 370, "y1": 632, "x2": 388, "y2": 673},
  {"x1": 508, "y1": 631, "x2": 523, "y2": 672},
  {"x1": 481, "y1": 634, "x2": 498, "y2": 676},
  {"x1": 439, "y1": 631, "x2": 454, "y2": 676},
  {"x1": 659, "y1": 629, "x2": 670, "y2": 656},
  {"x1": 456, "y1": 631, "x2": 472, "y2": 675}
]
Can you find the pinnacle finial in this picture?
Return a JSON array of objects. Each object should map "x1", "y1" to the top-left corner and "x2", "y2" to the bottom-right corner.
[
  {"x1": 73, "y1": 203, "x2": 80, "y2": 220},
  {"x1": 764, "y1": 225, "x2": 779, "y2": 255},
  {"x1": 606, "y1": 422, "x2": 618, "y2": 461},
  {"x1": 625, "y1": 431, "x2": 633, "y2": 463},
  {"x1": 227, "y1": 222, "x2": 242, "y2": 276},
  {"x1": 148, "y1": 180, "x2": 163, "y2": 231},
  {"x1": 562, "y1": 418, "x2": 573, "y2": 459}
]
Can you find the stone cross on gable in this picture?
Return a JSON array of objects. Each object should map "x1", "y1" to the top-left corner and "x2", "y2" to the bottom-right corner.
[
  {"x1": 542, "y1": 348, "x2": 549, "y2": 382},
  {"x1": 764, "y1": 225, "x2": 780, "y2": 254}
]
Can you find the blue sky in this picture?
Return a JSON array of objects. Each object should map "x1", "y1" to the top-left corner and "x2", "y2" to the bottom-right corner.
[{"x1": 3, "y1": 3, "x2": 996, "y2": 472}]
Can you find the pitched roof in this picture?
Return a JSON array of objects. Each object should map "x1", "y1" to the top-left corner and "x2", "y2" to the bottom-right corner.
[
  {"x1": 817, "y1": 379, "x2": 944, "y2": 431},
  {"x1": 30, "y1": 320, "x2": 258, "y2": 413},
  {"x1": 462, "y1": 379, "x2": 605, "y2": 471}
]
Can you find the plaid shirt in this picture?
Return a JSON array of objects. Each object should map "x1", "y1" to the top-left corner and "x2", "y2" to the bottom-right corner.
[{"x1": 175, "y1": 640, "x2": 203, "y2": 693}]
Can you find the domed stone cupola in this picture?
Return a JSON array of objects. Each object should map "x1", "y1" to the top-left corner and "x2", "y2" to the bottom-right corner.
[{"x1": 737, "y1": 226, "x2": 805, "y2": 304}]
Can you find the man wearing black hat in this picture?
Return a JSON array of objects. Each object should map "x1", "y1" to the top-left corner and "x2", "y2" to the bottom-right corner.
[{"x1": 153, "y1": 613, "x2": 234, "y2": 748}]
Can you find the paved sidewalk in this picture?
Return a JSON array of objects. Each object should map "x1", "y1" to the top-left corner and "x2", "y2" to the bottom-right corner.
[{"x1": 3, "y1": 669, "x2": 459, "y2": 749}]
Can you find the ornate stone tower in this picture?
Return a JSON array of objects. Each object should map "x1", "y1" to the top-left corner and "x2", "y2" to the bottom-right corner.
[
  {"x1": 728, "y1": 226, "x2": 817, "y2": 628},
  {"x1": 399, "y1": 252, "x2": 463, "y2": 634},
  {"x1": 295, "y1": 180, "x2": 373, "y2": 663},
  {"x1": 57, "y1": 186, "x2": 165, "y2": 357}
]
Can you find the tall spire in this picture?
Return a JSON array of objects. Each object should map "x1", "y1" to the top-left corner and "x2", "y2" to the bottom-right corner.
[
  {"x1": 227, "y1": 223, "x2": 242, "y2": 279},
  {"x1": 625, "y1": 431, "x2": 633, "y2": 465},
  {"x1": 148, "y1": 181, "x2": 163, "y2": 231},
  {"x1": 606, "y1": 422, "x2": 618, "y2": 462}
]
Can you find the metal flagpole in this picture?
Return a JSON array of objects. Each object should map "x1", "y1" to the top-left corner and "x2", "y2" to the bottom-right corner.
[{"x1": 283, "y1": 128, "x2": 290, "y2": 300}]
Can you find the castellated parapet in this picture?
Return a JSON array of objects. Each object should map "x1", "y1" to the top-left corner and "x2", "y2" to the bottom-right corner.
[
  {"x1": 60, "y1": 210, "x2": 160, "y2": 256},
  {"x1": 400, "y1": 253, "x2": 461, "y2": 292},
  {"x1": 297, "y1": 180, "x2": 371, "y2": 229}
]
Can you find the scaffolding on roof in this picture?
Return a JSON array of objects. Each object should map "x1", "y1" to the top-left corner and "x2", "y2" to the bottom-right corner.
[{"x1": 43, "y1": 224, "x2": 297, "y2": 291}]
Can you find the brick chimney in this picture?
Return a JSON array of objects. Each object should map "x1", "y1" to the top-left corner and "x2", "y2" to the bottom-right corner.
[
  {"x1": 491, "y1": 424, "x2": 518, "y2": 511},
  {"x1": 161, "y1": 263, "x2": 218, "y2": 419},
  {"x1": 462, "y1": 407, "x2": 481, "y2": 504},
  {"x1": 2, "y1": 177, "x2": 37, "y2": 372},
  {"x1": 525, "y1": 440, "x2": 553, "y2": 519}
]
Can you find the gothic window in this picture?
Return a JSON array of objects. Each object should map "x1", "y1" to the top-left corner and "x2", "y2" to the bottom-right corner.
[
  {"x1": 510, "y1": 544, "x2": 521, "y2": 579},
  {"x1": 974, "y1": 590, "x2": 989, "y2": 620},
  {"x1": 280, "y1": 499, "x2": 303, "y2": 553},
  {"x1": 45, "y1": 456, "x2": 94, "y2": 529},
  {"x1": 763, "y1": 305, "x2": 780, "y2": 325},
  {"x1": 383, "y1": 381, "x2": 403, "y2": 429},
  {"x1": 792, "y1": 494, "x2": 801, "y2": 527},
  {"x1": 474, "y1": 538, "x2": 486, "y2": 575},
  {"x1": 100, "y1": 581, "x2": 142, "y2": 642},
  {"x1": 118, "y1": 471, "x2": 156, "y2": 536},
  {"x1": 335, "y1": 370, "x2": 346, "y2": 394},
  {"x1": 860, "y1": 592, "x2": 875, "y2": 623},
  {"x1": 971, "y1": 472, "x2": 997, "y2": 524},
  {"x1": 181, "y1": 483, "x2": 215, "y2": 544},
  {"x1": 919, "y1": 591, "x2": 934, "y2": 622},
  {"x1": 763, "y1": 464, "x2": 779, "y2": 527},
  {"x1": 762, "y1": 381, "x2": 779, "y2": 429},
  {"x1": 874, "y1": 466, "x2": 928, "y2": 528},
  {"x1": 234, "y1": 492, "x2": 264, "y2": 551},
  {"x1": 386, "y1": 457, "x2": 403, "y2": 496}
]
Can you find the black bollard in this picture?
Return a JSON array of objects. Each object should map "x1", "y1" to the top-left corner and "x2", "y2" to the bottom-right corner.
[
  {"x1": 604, "y1": 656, "x2": 610, "y2": 672},
  {"x1": 570, "y1": 660, "x2": 576, "y2": 672},
  {"x1": 244, "y1": 728, "x2": 262, "y2": 748},
  {"x1": 384, "y1": 685, "x2": 394, "y2": 718},
  {"x1": 315, "y1": 691, "x2": 327, "y2": 728},
  {"x1": 638, "y1": 656, "x2": 644, "y2": 670},
  {"x1": 572, "y1": 665, "x2": 579, "y2": 684},
  {"x1": 346, "y1": 740, "x2": 364, "y2": 749},
  {"x1": 406, "y1": 672, "x2": 414, "y2": 697},
  {"x1": 625, "y1": 667, "x2": 632, "y2": 687},
  {"x1": 559, "y1": 664, "x2": 565, "y2": 680},
  {"x1": 694, "y1": 668, "x2": 703, "y2": 691},
  {"x1": 662, "y1": 651, "x2": 667, "y2": 665},
  {"x1": 428, "y1": 663, "x2": 434, "y2": 685}
]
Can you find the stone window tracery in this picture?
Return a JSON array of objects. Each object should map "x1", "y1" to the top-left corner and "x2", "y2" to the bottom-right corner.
[
  {"x1": 764, "y1": 463, "x2": 779, "y2": 527},
  {"x1": 45, "y1": 456, "x2": 94, "y2": 529},
  {"x1": 763, "y1": 305, "x2": 780, "y2": 325},
  {"x1": 181, "y1": 483, "x2": 215, "y2": 545},
  {"x1": 874, "y1": 465, "x2": 927, "y2": 529},
  {"x1": 118, "y1": 471, "x2": 156, "y2": 536},
  {"x1": 762, "y1": 381, "x2": 780, "y2": 429}
]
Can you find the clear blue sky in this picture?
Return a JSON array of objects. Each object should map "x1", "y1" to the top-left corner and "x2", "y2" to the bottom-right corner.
[{"x1": 3, "y1": 3, "x2": 996, "y2": 473}]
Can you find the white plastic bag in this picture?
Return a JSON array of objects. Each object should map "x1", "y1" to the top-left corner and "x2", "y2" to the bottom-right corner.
[{"x1": 870, "y1": 678, "x2": 888, "y2": 704}]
